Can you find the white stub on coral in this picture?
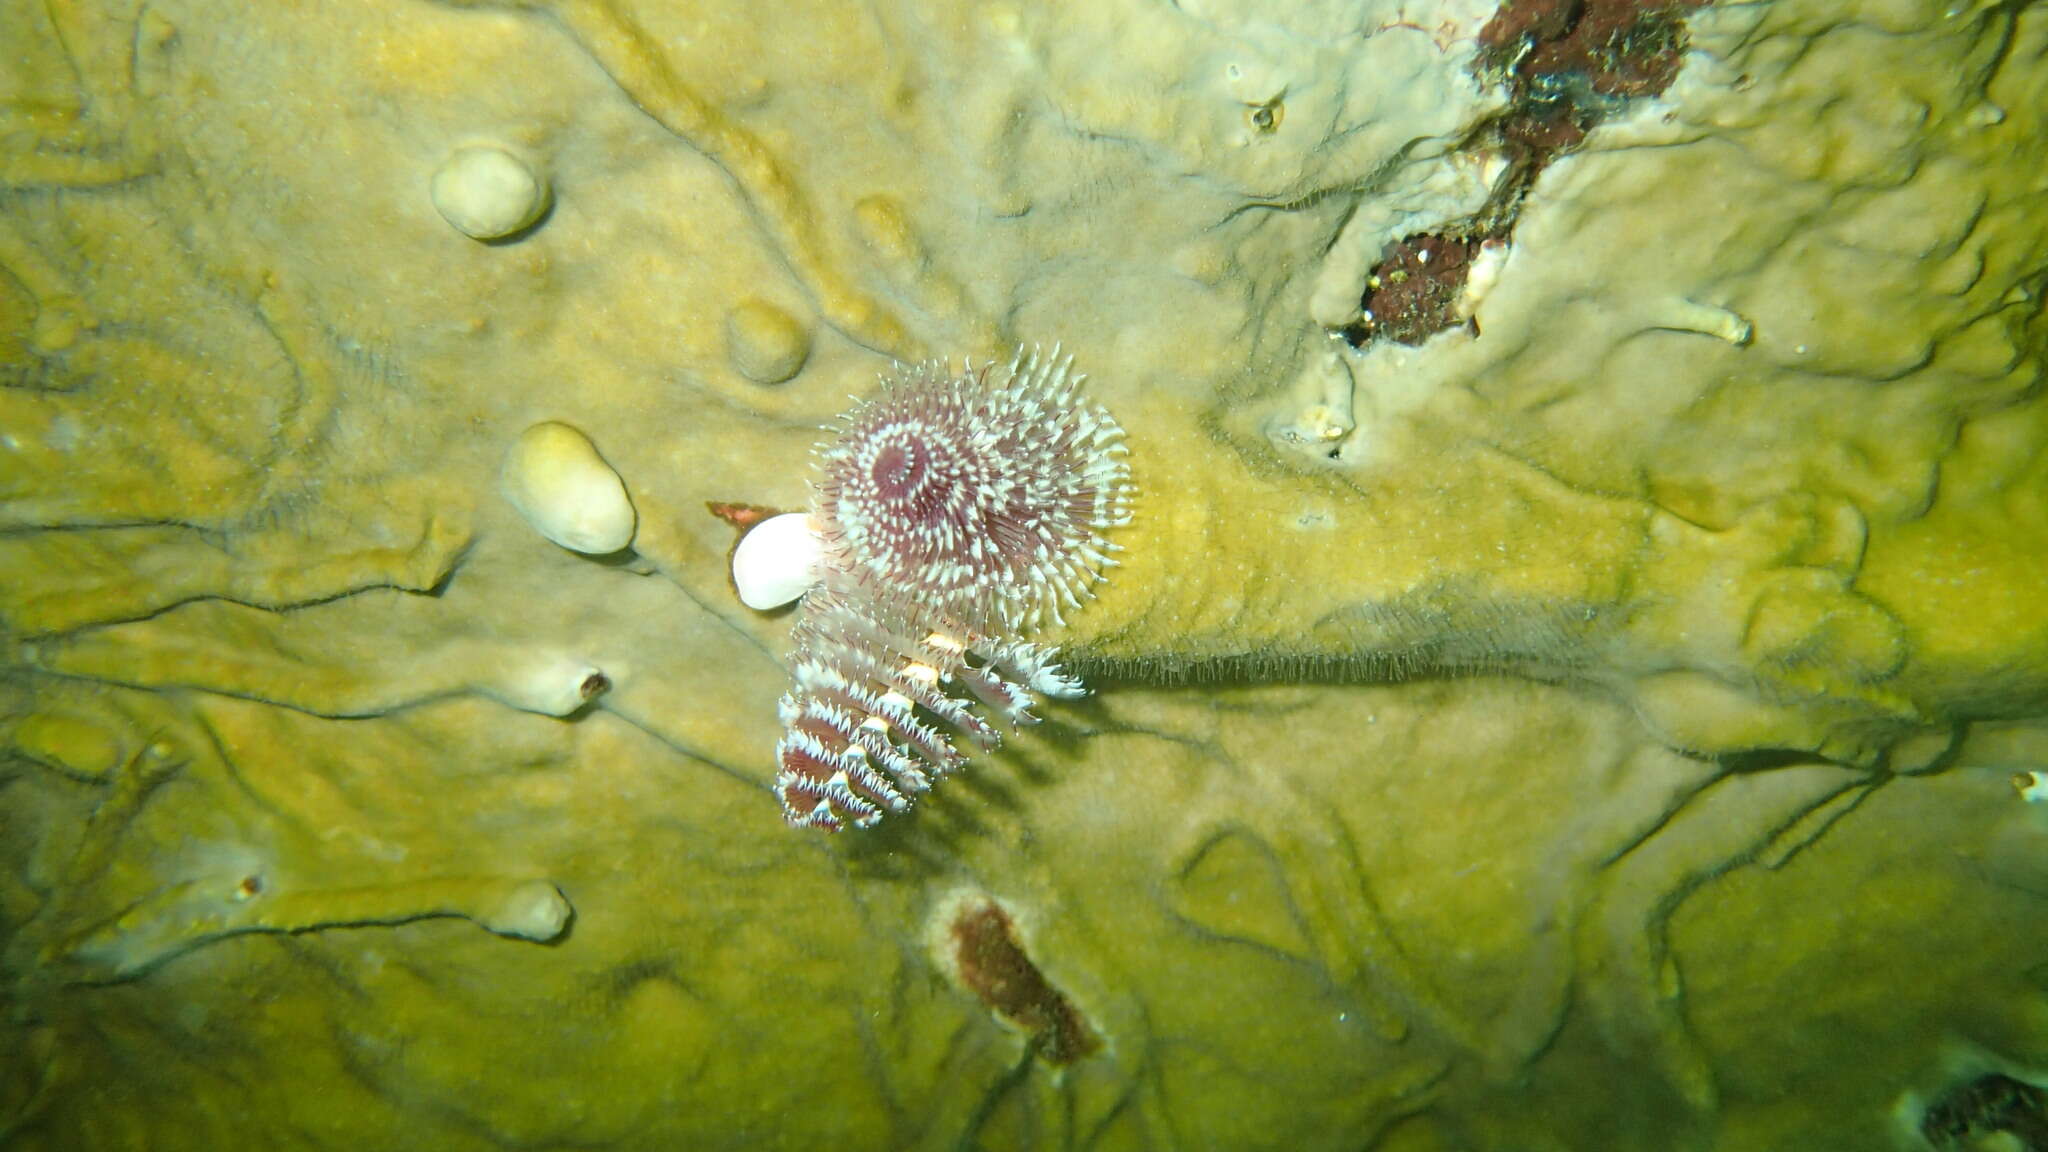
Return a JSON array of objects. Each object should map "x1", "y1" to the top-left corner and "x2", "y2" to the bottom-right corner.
[{"x1": 2015, "y1": 771, "x2": 2048, "y2": 804}]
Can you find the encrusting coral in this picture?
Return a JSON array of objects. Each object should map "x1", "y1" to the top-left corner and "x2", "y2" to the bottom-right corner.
[{"x1": 1, "y1": 0, "x2": 2045, "y2": 1148}]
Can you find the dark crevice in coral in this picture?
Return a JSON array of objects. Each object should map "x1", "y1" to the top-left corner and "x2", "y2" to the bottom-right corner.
[
  {"x1": 1340, "y1": 0, "x2": 1709, "y2": 350},
  {"x1": 1718, "y1": 747, "x2": 1831, "y2": 774},
  {"x1": 1922, "y1": 1074, "x2": 2048, "y2": 1151},
  {"x1": 948, "y1": 898, "x2": 1098, "y2": 1066}
]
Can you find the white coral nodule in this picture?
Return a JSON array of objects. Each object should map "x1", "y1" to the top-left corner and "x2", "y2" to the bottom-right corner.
[{"x1": 732, "y1": 345, "x2": 1132, "y2": 831}]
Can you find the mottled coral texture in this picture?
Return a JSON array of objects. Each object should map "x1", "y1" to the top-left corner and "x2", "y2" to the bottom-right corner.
[{"x1": 1, "y1": 0, "x2": 2046, "y2": 1150}]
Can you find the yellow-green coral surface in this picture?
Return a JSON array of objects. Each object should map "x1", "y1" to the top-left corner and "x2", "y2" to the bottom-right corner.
[{"x1": 3, "y1": 0, "x2": 2046, "y2": 1148}]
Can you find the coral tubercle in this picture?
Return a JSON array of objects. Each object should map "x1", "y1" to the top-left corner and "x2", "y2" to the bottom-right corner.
[{"x1": 747, "y1": 346, "x2": 1132, "y2": 831}]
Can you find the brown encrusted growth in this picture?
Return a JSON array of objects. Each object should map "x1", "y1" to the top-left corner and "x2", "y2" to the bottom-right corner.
[
  {"x1": 947, "y1": 899, "x2": 1098, "y2": 1065},
  {"x1": 1359, "y1": 233, "x2": 1486, "y2": 346},
  {"x1": 1480, "y1": 0, "x2": 1704, "y2": 102},
  {"x1": 1343, "y1": 0, "x2": 1709, "y2": 350},
  {"x1": 1477, "y1": 0, "x2": 1708, "y2": 169},
  {"x1": 705, "y1": 500, "x2": 782, "y2": 532}
]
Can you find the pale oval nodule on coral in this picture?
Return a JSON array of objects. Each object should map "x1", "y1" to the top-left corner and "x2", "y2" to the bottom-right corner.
[
  {"x1": 501, "y1": 421, "x2": 637, "y2": 555},
  {"x1": 476, "y1": 880, "x2": 573, "y2": 943},
  {"x1": 732, "y1": 512, "x2": 826, "y2": 609},
  {"x1": 431, "y1": 144, "x2": 550, "y2": 241},
  {"x1": 724, "y1": 299, "x2": 812, "y2": 384}
]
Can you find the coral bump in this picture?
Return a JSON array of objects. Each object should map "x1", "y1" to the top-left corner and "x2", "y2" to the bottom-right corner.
[{"x1": 773, "y1": 346, "x2": 1132, "y2": 831}]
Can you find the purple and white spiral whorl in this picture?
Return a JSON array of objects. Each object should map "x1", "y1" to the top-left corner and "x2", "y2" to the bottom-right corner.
[
  {"x1": 744, "y1": 346, "x2": 1132, "y2": 832},
  {"x1": 815, "y1": 350, "x2": 1129, "y2": 631}
]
